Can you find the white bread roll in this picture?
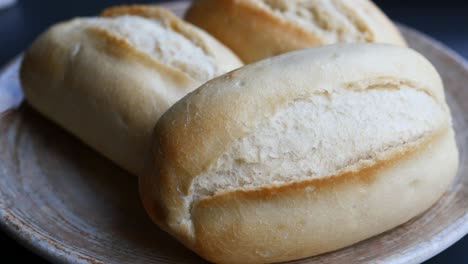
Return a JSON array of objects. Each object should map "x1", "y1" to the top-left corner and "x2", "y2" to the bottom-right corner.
[
  {"x1": 185, "y1": 0, "x2": 407, "y2": 63},
  {"x1": 141, "y1": 44, "x2": 458, "y2": 263},
  {"x1": 20, "y1": 5, "x2": 243, "y2": 176}
]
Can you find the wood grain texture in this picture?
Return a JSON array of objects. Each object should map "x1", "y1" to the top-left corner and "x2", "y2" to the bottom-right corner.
[{"x1": 0, "y1": 2, "x2": 466, "y2": 263}]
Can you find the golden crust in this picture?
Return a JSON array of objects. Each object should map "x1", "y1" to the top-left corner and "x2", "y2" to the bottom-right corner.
[
  {"x1": 185, "y1": 0, "x2": 407, "y2": 63},
  {"x1": 101, "y1": 4, "x2": 177, "y2": 19}
]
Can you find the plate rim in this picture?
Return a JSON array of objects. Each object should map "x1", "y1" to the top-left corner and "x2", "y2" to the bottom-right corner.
[{"x1": 0, "y1": 20, "x2": 467, "y2": 264}]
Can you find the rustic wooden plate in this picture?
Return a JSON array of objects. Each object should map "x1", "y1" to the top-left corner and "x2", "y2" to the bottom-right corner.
[{"x1": 0, "y1": 2, "x2": 467, "y2": 263}]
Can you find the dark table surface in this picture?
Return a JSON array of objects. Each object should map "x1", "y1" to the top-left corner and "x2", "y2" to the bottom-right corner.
[{"x1": 0, "y1": 0, "x2": 467, "y2": 263}]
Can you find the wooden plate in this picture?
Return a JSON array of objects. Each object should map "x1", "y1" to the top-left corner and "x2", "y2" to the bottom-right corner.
[{"x1": 0, "y1": 2, "x2": 467, "y2": 263}]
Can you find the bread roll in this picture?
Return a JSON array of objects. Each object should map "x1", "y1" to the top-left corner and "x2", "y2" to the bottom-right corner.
[
  {"x1": 186, "y1": 0, "x2": 407, "y2": 63},
  {"x1": 20, "y1": 5, "x2": 243, "y2": 176},
  {"x1": 141, "y1": 44, "x2": 458, "y2": 263}
]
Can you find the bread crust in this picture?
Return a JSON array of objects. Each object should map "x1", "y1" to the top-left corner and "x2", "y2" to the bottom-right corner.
[
  {"x1": 141, "y1": 44, "x2": 458, "y2": 263},
  {"x1": 20, "y1": 5, "x2": 242, "y2": 176},
  {"x1": 185, "y1": 0, "x2": 407, "y2": 63}
]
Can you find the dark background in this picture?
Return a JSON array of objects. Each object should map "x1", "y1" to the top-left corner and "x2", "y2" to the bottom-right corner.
[{"x1": 0, "y1": 0, "x2": 467, "y2": 263}]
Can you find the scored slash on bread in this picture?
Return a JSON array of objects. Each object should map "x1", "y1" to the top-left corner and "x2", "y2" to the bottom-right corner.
[
  {"x1": 101, "y1": 5, "x2": 243, "y2": 78},
  {"x1": 141, "y1": 44, "x2": 458, "y2": 263}
]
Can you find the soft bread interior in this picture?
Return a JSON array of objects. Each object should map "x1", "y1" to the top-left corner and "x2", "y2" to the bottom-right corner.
[
  {"x1": 77, "y1": 16, "x2": 219, "y2": 81},
  {"x1": 191, "y1": 86, "x2": 447, "y2": 202}
]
